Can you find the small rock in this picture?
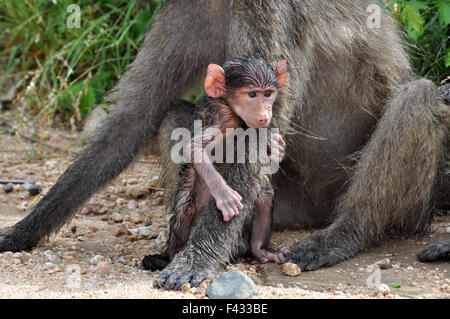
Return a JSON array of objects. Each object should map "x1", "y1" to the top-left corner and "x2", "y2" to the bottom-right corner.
[
  {"x1": 116, "y1": 197, "x2": 127, "y2": 206},
  {"x1": 198, "y1": 280, "x2": 211, "y2": 290},
  {"x1": 15, "y1": 252, "x2": 30, "y2": 263},
  {"x1": 152, "y1": 197, "x2": 163, "y2": 206},
  {"x1": 129, "y1": 226, "x2": 152, "y2": 238},
  {"x1": 127, "y1": 200, "x2": 139, "y2": 210},
  {"x1": 90, "y1": 255, "x2": 105, "y2": 265},
  {"x1": 206, "y1": 271, "x2": 258, "y2": 299},
  {"x1": 43, "y1": 262, "x2": 55, "y2": 270},
  {"x1": 181, "y1": 283, "x2": 191, "y2": 293},
  {"x1": 129, "y1": 212, "x2": 144, "y2": 224},
  {"x1": 195, "y1": 287, "x2": 206, "y2": 297},
  {"x1": 127, "y1": 185, "x2": 148, "y2": 198},
  {"x1": 446, "y1": 226, "x2": 450, "y2": 234},
  {"x1": 44, "y1": 250, "x2": 58, "y2": 263},
  {"x1": 3, "y1": 183, "x2": 13, "y2": 193},
  {"x1": 84, "y1": 199, "x2": 108, "y2": 215},
  {"x1": 375, "y1": 284, "x2": 391, "y2": 296},
  {"x1": 110, "y1": 225, "x2": 130, "y2": 237},
  {"x1": 374, "y1": 258, "x2": 391, "y2": 270},
  {"x1": 96, "y1": 261, "x2": 112, "y2": 276},
  {"x1": 281, "y1": 262, "x2": 301, "y2": 277},
  {"x1": 111, "y1": 212, "x2": 123, "y2": 223},
  {"x1": 26, "y1": 184, "x2": 41, "y2": 196}
]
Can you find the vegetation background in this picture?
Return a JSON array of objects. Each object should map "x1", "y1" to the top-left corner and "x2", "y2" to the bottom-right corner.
[{"x1": 0, "y1": 0, "x2": 449, "y2": 126}]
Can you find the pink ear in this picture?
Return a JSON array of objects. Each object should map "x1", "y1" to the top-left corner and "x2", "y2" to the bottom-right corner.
[
  {"x1": 274, "y1": 60, "x2": 287, "y2": 91},
  {"x1": 204, "y1": 64, "x2": 226, "y2": 98}
]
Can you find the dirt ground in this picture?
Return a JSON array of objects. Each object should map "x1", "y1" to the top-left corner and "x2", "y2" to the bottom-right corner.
[{"x1": 0, "y1": 108, "x2": 449, "y2": 299}]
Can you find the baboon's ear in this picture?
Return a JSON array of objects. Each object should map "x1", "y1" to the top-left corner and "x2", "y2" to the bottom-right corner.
[
  {"x1": 205, "y1": 64, "x2": 226, "y2": 98},
  {"x1": 274, "y1": 60, "x2": 287, "y2": 91}
]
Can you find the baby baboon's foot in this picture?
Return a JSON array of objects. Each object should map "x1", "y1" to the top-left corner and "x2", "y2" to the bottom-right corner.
[{"x1": 258, "y1": 250, "x2": 285, "y2": 264}]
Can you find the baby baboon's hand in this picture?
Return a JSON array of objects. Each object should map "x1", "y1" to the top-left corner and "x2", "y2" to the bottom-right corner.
[
  {"x1": 270, "y1": 133, "x2": 286, "y2": 164},
  {"x1": 211, "y1": 182, "x2": 243, "y2": 222}
]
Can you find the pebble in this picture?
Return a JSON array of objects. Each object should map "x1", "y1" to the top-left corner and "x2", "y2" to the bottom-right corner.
[
  {"x1": 129, "y1": 212, "x2": 144, "y2": 224},
  {"x1": 110, "y1": 225, "x2": 130, "y2": 237},
  {"x1": 112, "y1": 212, "x2": 123, "y2": 223},
  {"x1": 181, "y1": 283, "x2": 191, "y2": 293},
  {"x1": 116, "y1": 198, "x2": 127, "y2": 206},
  {"x1": 195, "y1": 287, "x2": 206, "y2": 297},
  {"x1": 281, "y1": 262, "x2": 301, "y2": 277},
  {"x1": 90, "y1": 255, "x2": 106, "y2": 265},
  {"x1": 3, "y1": 183, "x2": 13, "y2": 193},
  {"x1": 206, "y1": 271, "x2": 258, "y2": 299},
  {"x1": 127, "y1": 200, "x2": 139, "y2": 210},
  {"x1": 43, "y1": 262, "x2": 55, "y2": 270},
  {"x1": 127, "y1": 185, "x2": 148, "y2": 198},
  {"x1": 26, "y1": 184, "x2": 41, "y2": 196},
  {"x1": 198, "y1": 280, "x2": 211, "y2": 290},
  {"x1": 96, "y1": 261, "x2": 112, "y2": 276},
  {"x1": 44, "y1": 251, "x2": 58, "y2": 263},
  {"x1": 375, "y1": 284, "x2": 391, "y2": 296},
  {"x1": 374, "y1": 258, "x2": 391, "y2": 270},
  {"x1": 446, "y1": 226, "x2": 450, "y2": 234},
  {"x1": 152, "y1": 197, "x2": 163, "y2": 206},
  {"x1": 15, "y1": 252, "x2": 30, "y2": 263},
  {"x1": 129, "y1": 226, "x2": 152, "y2": 238}
]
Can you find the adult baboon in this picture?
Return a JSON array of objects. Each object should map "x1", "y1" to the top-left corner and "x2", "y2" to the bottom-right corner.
[{"x1": 0, "y1": 0, "x2": 448, "y2": 290}]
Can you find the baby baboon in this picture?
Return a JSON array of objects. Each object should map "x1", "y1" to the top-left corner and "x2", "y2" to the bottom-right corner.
[
  {"x1": 0, "y1": 1, "x2": 448, "y2": 290},
  {"x1": 144, "y1": 57, "x2": 287, "y2": 272}
]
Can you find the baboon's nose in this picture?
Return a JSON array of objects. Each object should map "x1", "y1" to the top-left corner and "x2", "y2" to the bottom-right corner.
[{"x1": 258, "y1": 117, "x2": 270, "y2": 126}]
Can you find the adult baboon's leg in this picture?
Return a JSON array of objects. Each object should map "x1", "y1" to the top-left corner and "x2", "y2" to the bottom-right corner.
[
  {"x1": 142, "y1": 103, "x2": 194, "y2": 272},
  {"x1": 286, "y1": 79, "x2": 449, "y2": 271},
  {"x1": 0, "y1": 1, "x2": 228, "y2": 252}
]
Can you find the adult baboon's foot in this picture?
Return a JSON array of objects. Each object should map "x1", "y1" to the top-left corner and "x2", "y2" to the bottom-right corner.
[
  {"x1": 0, "y1": 226, "x2": 35, "y2": 252},
  {"x1": 142, "y1": 254, "x2": 170, "y2": 271},
  {"x1": 152, "y1": 247, "x2": 219, "y2": 290},
  {"x1": 284, "y1": 229, "x2": 363, "y2": 271},
  {"x1": 417, "y1": 239, "x2": 450, "y2": 262}
]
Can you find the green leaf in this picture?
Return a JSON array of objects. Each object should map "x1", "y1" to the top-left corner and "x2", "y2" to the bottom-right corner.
[
  {"x1": 408, "y1": 1, "x2": 428, "y2": 11},
  {"x1": 446, "y1": 49, "x2": 450, "y2": 68},
  {"x1": 79, "y1": 85, "x2": 97, "y2": 115},
  {"x1": 389, "y1": 282, "x2": 401, "y2": 288},
  {"x1": 402, "y1": 3, "x2": 425, "y2": 42},
  {"x1": 439, "y1": 2, "x2": 450, "y2": 27}
]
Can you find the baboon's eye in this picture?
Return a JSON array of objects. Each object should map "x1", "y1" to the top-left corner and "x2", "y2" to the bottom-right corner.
[
  {"x1": 248, "y1": 92, "x2": 256, "y2": 98},
  {"x1": 264, "y1": 90, "x2": 273, "y2": 97}
]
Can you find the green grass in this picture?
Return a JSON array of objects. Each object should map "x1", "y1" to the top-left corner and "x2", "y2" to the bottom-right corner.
[
  {"x1": 0, "y1": 1, "x2": 448, "y2": 126},
  {"x1": 384, "y1": 0, "x2": 450, "y2": 83},
  {"x1": 0, "y1": 0, "x2": 162, "y2": 124}
]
